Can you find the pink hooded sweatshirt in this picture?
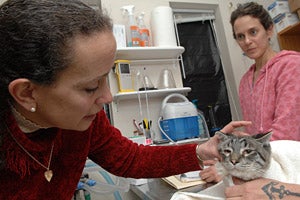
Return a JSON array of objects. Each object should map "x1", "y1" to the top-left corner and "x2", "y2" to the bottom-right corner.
[{"x1": 239, "y1": 50, "x2": 300, "y2": 141}]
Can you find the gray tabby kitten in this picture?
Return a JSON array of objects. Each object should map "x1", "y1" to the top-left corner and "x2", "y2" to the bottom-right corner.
[{"x1": 215, "y1": 131, "x2": 272, "y2": 181}]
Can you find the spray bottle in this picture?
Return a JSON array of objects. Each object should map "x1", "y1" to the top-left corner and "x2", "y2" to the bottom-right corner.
[
  {"x1": 121, "y1": 5, "x2": 140, "y2": 47},
  {"x1": 137, "y1": 12, "x2": 150, "y2": 47}
]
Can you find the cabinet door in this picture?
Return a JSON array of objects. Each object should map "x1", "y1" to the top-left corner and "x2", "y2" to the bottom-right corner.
[{"x1": 277, "y1": 22, "x2": 300, "y2": 51}]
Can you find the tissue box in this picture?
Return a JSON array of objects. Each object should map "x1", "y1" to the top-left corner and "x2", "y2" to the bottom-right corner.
[
  {"x1": 274, "y1": 12, "x2": 299, "y2": 32},
  {"x1": 113, "y1": 24, "x2": 126, "y2": 48},
  {"x1": 268, "y1": 0, "x2": 291, "y2": 19}
]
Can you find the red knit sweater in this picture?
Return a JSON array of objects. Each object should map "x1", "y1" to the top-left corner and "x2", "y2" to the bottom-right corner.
[{"x1": 0, "y1": 110, "x2": 200, "y2": 199}]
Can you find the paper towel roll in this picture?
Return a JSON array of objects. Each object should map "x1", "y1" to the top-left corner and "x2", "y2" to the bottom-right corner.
[{"x1": 151, "y1": 6, "x2": 177, "y2": 47}]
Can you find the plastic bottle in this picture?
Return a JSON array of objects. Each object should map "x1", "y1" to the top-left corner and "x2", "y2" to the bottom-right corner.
[
  {"x1": 191, "y1": 100, "x2": 204, "y2": 137},
  {"x1": 137, "y1": 12, "x2": 150, "y2": 47},
  {"x1": 192, "y1": 99, "x2": 210, "y2": 139},
  {"x1": 121, "y1": 5, "x2": 140, "y2": 47}
]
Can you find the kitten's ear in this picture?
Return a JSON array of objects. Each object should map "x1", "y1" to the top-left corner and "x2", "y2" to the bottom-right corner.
[
  {"x1": 215, "y1": 131, "x2": 228, "y2": 141},
  {"x1": 255, "y1": 131, "x2": 273, "y2": 144}
]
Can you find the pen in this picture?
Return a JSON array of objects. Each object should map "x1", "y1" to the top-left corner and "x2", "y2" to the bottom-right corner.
[
  {"x1": 143, "y1": 118, "x2": 152, "y2": 130},
  {"x1": 143, "y1": 118, "x2": 152, "y2": 144}
]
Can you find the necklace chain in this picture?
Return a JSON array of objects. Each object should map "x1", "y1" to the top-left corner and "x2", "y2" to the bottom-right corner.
[
  {"x1": 10, "y1": 132, "x2": 54, "y2": 170},
  {"x1": 6, "y1": 124, "x2": 54, "y2": 172}
]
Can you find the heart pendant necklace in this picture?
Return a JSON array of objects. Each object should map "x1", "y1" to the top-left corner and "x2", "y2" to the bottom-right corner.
[{"x1": 8, "y1": 125, "x2": 55, "y2": 182}]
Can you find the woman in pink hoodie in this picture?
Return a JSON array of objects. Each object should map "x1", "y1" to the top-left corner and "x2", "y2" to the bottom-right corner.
[
  {"x1": 200, "y1": 1, "x2": 300, "y2": 190},
  {"x1": 234, "y1": 3, "x2": 300, "y2": 141}
]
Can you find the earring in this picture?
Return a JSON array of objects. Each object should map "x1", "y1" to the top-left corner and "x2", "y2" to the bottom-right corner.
[{"x1": 30, "y1": 107, "x2": 36, "y2": 113}]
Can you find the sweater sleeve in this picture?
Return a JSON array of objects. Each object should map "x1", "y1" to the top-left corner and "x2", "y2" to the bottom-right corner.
[
  {"x1": 88, "y1": 110, "x2": 201, "y2": 178},
  {"x1": 271, "y1": 55, "x2": 300, "y2": 141}
]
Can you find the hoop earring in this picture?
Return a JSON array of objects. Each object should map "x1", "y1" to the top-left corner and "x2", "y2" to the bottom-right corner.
[{"x1": 30, "y1": 107, "x2": 36, "y2": 113}]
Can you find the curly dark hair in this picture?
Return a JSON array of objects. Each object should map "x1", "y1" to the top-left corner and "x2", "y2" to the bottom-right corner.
[
  {"x1": 0, "y1": 0, "x2": 113, "y2": 120},
  {"x1": 0, "y1": 0, "x2": 113, "y2": 167},
  {"x1": 230, "y1": 2, "x2": 273, "y2": 39}
]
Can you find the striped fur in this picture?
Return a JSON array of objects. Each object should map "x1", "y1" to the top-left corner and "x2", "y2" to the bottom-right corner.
[{"x1": 215, "y1": 131, "x2": 272, "y2": 180}]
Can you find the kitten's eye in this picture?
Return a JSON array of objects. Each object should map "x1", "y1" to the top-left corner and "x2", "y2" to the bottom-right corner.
[
  {"x1": 223, "y1": 149, "x2": 232, "y2": 155},
  {"x1": 242, "y1": 149, "x2": 252, "y2": 156}
]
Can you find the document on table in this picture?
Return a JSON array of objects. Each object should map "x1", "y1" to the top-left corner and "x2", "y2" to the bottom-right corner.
[{"x1": 162, "y1": 170, "x2": 206, "y2": 189}]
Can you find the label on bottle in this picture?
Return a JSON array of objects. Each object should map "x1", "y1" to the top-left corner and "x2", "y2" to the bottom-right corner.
[
  {"x1": 130, "y1": 25, "x2": 140, "y2": 47},
  {"x1": 139, "y1": 29, "x2": 150, "y2": 47}
]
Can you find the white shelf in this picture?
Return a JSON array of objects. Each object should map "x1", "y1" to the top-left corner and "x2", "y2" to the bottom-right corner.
[
  {"x1": 151, "y1": 137, "x2": 209, "y2": 146},
  {"x1": 116, "y1": 46, "x2": 185, "y2": 60},
  {"x1": 113, "y1": 87, "x2": 191, "y2": 102}
]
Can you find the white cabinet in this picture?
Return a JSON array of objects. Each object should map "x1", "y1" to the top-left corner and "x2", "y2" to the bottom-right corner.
[{"x1": 108, "y1": 46, "x2": 190, "y2": 140}]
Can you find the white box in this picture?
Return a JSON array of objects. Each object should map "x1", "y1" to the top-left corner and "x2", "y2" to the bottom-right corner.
[
  {"x1": 128, "y1": 135, "x2": 146, "y2": 145},
  {"x1": 274, "y1": 12, "x2": 299, "y2": 32},
  {"x1": 113, "y1": 24, "x2": 126, "y2": 48},
  {"x1": 268, "y1": 0, "x2": 291, "y2": 19}
]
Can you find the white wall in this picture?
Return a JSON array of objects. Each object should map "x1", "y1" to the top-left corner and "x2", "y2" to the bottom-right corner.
[
  {"x1": 102, "y1": 0, "x2": 279, "y2": 121},
  {"x1": 0, "y1": 0, "x2": 279, "y2": 120}
]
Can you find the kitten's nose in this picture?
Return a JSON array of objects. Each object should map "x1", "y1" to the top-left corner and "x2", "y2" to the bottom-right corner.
[
  {"x1": 231, "y1": 159, "x2": 238, "y2": 165},
  {"x1": 231, "y1": 153, "x2": 239, "y2": 165}
]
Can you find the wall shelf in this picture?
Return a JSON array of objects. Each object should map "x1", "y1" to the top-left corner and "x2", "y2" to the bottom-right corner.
[
  {"x1": 116, "y1": 46, "x2": 185, "y2": 60},
  {"x1": 110, "y1": 46, "x2": 187, "y2": 138},
  {"x1": 113, "y1": 87, "x2": 191, "y2": 102},
  {"x1": 277, "y1": 22, "x2": 300, "y2": 51}
]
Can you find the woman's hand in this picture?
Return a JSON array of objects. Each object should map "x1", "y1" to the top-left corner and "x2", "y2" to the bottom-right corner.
[
  {"x1": 225, "y1": 178, "x2": 271, "y2": 199},
  {"x1": 196, "y1": 121, "x2": 252, "y2": 161},
  {"x1": 199, "y1": 160, "x2": 223, "y2": 183},
  {"x1": 220, "y1": 120, "x2": 252, "y2": 134},
  {"x1": 225, "y1": 177, "x2": 300, "y2": 200}
]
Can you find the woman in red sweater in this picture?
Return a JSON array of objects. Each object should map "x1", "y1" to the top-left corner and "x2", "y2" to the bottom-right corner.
[{"x1": 0, "y1": 0, "x2": 250, "y2": 199}]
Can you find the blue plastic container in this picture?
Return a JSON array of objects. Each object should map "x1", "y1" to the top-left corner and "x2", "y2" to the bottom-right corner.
[{"x1": 160, "y1": 116, "x2": 199, "y2": 141}]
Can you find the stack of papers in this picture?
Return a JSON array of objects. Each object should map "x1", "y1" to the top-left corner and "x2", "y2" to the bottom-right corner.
[{"x1": 162, "y1": 171, "x2": 206, "y2": 189}]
